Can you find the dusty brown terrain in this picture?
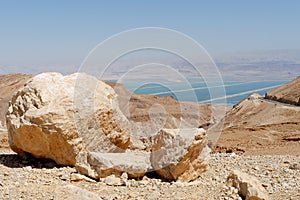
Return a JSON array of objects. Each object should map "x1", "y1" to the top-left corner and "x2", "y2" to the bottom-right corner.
[
  {"x1": 106, "y1": 81, "x2": 226, "y2": 130},
  {"x1": 107, "y1": 81, "x2": 300, "y2": 156},
  {"x1": 0, "y1": 74, "x2": 33, "y2": 125},
  {"x1": 266, "y1": 76, "x2": 300, "y2": 106},
  {"x1": 215, "y1": 93, "x2": 300, "y2": 155}
]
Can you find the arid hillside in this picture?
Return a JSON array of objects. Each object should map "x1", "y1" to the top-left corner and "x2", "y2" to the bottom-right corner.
[
  {"x1": 106, "y1": 81, "x2": 226, "y2": 130},
  {"x1": 265, "y1": 76, "x2": 300, "y2": 106},
  {"x1": 215, "y1": 77, "x2": 300, "y2": 155},
  {"x1": 0, "y1": 74, "x2": 33, "y2": 125}
]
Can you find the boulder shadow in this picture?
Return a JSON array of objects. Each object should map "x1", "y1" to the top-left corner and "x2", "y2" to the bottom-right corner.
[{"x1": 0, "y1": 153, "x2": 59, "y2": 169}]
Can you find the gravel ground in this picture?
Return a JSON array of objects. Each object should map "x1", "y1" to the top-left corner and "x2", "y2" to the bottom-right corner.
[{"x1": 0, "y1": 149, "x2": 299, "y2": 200}]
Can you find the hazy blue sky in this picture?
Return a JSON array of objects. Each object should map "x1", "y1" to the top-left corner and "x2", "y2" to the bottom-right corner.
[{"x1": 0, "y1": 1, "x2": 300, "y2": 68}]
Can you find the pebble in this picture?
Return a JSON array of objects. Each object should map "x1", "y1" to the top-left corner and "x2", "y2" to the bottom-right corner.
[
  {"x1": 70, "y1": 173, "x2": 96, "y2": 183},
  {"x1": 282, "y1": 182, "x2": 289, "y2": 188},
  {"x1": 289, "y1": 163, "x2": 300, "y2": 170},
  {"x1": 104, "y1": 175, "x2": 124, "y2": 186}
]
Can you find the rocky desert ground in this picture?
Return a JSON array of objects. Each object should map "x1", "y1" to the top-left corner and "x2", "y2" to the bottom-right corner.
[{"x1": 0, "y1": 73, "x2": 299, "y2": 200}]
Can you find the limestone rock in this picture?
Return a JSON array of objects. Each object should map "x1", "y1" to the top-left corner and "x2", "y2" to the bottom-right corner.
[
  {"x1": 70, "y1": 173, "x2": 96, "y2": 182},
  {"x1": 227, "y1": 170, "x2": 269, "y2": 200},
  {"x1": 150, "y1": 128, "x2": 209, "y2": 181},
  {"x1": 6, "y1": 72, "x2": 130, "y2": 166},
  {"x1": 247, "y1": 93, "x2": 263, "y2": 101},
  {"x1": 54, "y1": 185, "x2": 101, "y2": 200},
  {"x1": 289, "y1": 163, "x2": 300, "y2": 170},
  {"x1": 76, "y1": 151, "x2": 151, "y2": 179},
  {"x1": 104, "y1": 174, "x2": 124, "y2": 186}
]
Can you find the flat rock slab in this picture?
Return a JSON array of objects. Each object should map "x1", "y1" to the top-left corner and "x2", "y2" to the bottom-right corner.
[{"x1": 76, "y1": 151, "x2": 151, "y2": 179}]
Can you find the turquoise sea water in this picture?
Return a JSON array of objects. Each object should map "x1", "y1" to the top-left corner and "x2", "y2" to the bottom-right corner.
[{"x1": 121, "y1": 80, "x2": 288, "y2": 106}]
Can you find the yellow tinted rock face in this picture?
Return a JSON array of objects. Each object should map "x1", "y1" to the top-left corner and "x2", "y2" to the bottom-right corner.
[{"x1": 6, "y1": 72, "x2": 130, "y2": 165}]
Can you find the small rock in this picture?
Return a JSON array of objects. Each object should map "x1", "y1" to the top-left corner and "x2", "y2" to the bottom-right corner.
[
  {"x1": 23, "y1": 166, "x2": 32, "y2": 171},
  {"x1": 188, "y1": 180, "x2": 202, "y2": 186},
  {"x1": 60, "y1": 174, "x2": 69, "y2": 181},
  {"x1": 233, "y1": 188, "x2": 239, "y2": 194},
  {"x1": 222, "y1": 185, "x2": 228, "y2": 190},
  {"x1": 227, "y1": 170, "x2": 269, "y2": 200},
  {"x1": 173, "y1": 181, "x2": 186, "y2": 187},
  {"x1": 104, "y1": 175, "x2": 124, "y2": 186},
  {"x1": 213, "y1": 176, "x2": 220, "y2": 181},
  {"x1": 15, "y1": 182, "x2": 20, "y2": 187},
  {"x1": 289, "y1": 163, "x2": 300, "y2": 170},
  {"x1": 70, "y1": 173, "x2": 96, "y2": 183},
  {"x1": 282, "y1": 182, "x2": 289, "y2": 188},
  {"x1": 121, "y1": 172, "x2": 128, "y2": 181},
  {"x1": 139, "y1": 179, "x2": 150, "y2": 186},
  {"x1": 126, "y1": 179, "x2": 139, "y2": 187},
  {"x1": 230, "y1": 153, "x2": 237, "y2": 157},
  {"x1": 268, "y1": 189, "x2": 274, "y2": 194}
]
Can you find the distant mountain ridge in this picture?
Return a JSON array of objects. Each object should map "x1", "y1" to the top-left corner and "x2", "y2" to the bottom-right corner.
[{"x1": 1, "y1": 50, "x2": 300, "y2": 81}]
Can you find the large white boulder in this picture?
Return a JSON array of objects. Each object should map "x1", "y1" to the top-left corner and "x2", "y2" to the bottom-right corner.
[{"x1": 6, "y1": 72, "x2": 130, "y2": 165}]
